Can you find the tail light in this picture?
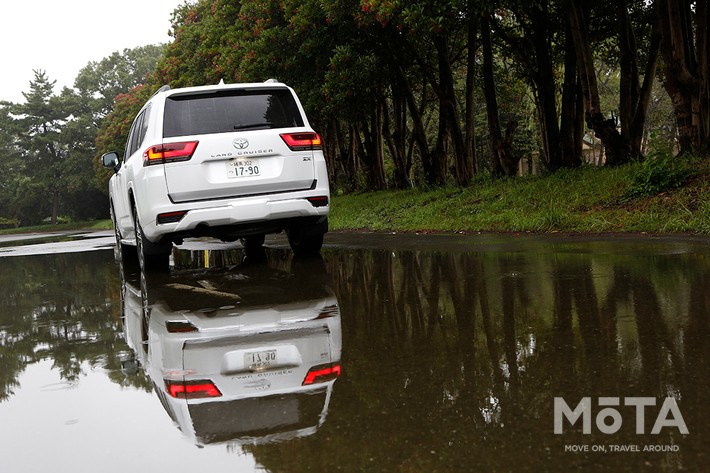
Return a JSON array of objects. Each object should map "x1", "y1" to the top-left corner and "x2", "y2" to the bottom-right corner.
[
  {"x1": 165, "y1": 379, "x2": 222, "y2": 399},
  {"x1": 303, "y1": 363, "x2": 341, "y2": 385},
  {"x1": 144, "y1": 141, "x2": 199, "y2": 166},
  {"x1": 280, "y1": 132, "x2": 322, "y2": 151}
]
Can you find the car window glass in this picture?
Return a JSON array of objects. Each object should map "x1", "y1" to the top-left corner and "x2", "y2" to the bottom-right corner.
[
  {"x1": 163, "y1": 88, "x2": 304, "y2": 138},
  {"x1": 125, "y1": 106, "x2": 151, "y2": 160},
  {"x1": 138, "y1": 104, "x2": 151, "y2": 147},
  {"x1": 124, "y1": 115, "x2": 142, "y2": 160}
]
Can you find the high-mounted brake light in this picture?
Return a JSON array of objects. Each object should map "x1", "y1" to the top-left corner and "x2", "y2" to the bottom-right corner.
[
  {"x1": 144, "y1": 141, "x2": 199, "y2": 166},
  {"x1": 303, "y1": 363, "x2": 341, "y2": 385},
  {"x1": 165, "y1": 379, "x2": 222, "y2": 399},
  {"x1": 280, "y1": 132, "x2": 322, "y2": 151}
]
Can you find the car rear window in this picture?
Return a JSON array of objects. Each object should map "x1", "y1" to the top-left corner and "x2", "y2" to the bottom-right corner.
[{"x1": 163, "y1": 88, "x2": 305, "y2": 138}]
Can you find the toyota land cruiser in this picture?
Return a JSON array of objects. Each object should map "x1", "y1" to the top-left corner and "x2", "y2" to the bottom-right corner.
[{"x1": 101, "y1": 80, "x2": 329, "y2": 269}]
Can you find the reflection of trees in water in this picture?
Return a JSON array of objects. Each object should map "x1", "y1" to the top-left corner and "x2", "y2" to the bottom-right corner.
[
  {"x1": 327, "y1": 247, "x2": 702, "y2": 391},
  {"x1": 1, "y1": 242, "x2": 706, "y2": 470},
  {"x1": 684, "y1": 263, "x2": 710, "y2": 460},
  {"x1": 254, "y1": 247, "x2": 707, "y2": 472},
  {"x1": 0, "y1": 252, "x2": 150, "y2": 401}
]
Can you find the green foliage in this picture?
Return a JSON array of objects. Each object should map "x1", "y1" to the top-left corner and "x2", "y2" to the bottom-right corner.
[
  {"x1": 2, "y1": 0, "x2": 705, "y2": 228},
  {"x1": 10, "y1": 71, "x2": 69, "y2": 225},
  {"x1": 74, "y1": 44, "x2": 166, "y2": 120},
  {"x1": 156, "y1": 1, "x2": 228, "y2": 87},
  {"x1": 94, "y1": 83, "x2": 153, "y2": 193},
  {"x1": 0, "y1": 44, "x2": 166, "y2": 226},
  {"x1": 323, "y1": 46, "x2": 380, "y2": 121},
  {"x1": 330, "y1": 163, "x2": 710, "y2": 234},
  {"x1": 623, "y1": 151, "x2": 694, "y2": 199},
  {"x1": 0, "y1": 216, "x2": 19, "y2": 229}
]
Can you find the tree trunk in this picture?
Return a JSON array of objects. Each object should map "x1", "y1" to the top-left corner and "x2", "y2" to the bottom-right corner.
[
  {"x1": 482, "y1": 13, "x2": 519, "y2": 176},
  {"x1": 51, "y1": 193, "x2": 58, "y2": 225},
  {"x1": 697, "y1": 0, "x2": 710, "y2": 152},
  {"x1": 466, "y1": 9, "x2": 479, "y2": 176},
  {"x1": 568, "y1": 0, "x2": 627, "y2": 165},
  {"x1": 332, "y1": 120, "x2": 357, "y2": 192},
  {"x1": 382, "y1": 88, "x2": 412, "y2": 189},
  {"x1": 619, "y1": 0, "x2": 661, "y2": 160},
  {"x1": 396, "y1": 64, "x2": 436, "y2": 184},
  {"x1": 322, "y1": 118, "x2": 342, "y2": 188},
  {"x1": 434, "y1": 34, "x2": 469, "y2": 185},
  {"x1": 658, "y1": 0, "x2": 710, "y2": 155},
  {"x1": 362, "y1": 106, "x2": 387, "y2": 190},
  {"x1": 433, "y1": 101, "x2": 451, "y2": 186},
  {"x1": 561, "y1": 22, "x2": 583, "y2": 167},
  {"x1": 529, "y1": 2, "x2": 564, "y2": 170}
]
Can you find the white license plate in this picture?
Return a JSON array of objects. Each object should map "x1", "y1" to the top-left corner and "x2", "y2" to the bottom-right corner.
[
  {"x1": 245, "y1": 349, "x2": 277, "y2": 371},
  {"x1": 227, "y1": 159, "x2": 260, "y2": 178}
]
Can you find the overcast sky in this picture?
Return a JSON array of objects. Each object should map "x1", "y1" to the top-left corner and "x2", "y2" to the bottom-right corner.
[{"x1": 1, "y1": 0, "x2": 187, "y2": 103}]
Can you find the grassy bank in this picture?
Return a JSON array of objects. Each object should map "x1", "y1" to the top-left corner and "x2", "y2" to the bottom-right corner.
[
  {"x1": 330, "y1": 160, "x2": 710, "y2": 235},
  {"x1": 2, "y1": 160, "x2": 708, "y2": 237}
]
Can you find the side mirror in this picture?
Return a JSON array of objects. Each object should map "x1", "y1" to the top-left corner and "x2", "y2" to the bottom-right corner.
[{"x1": 101, "y1": 152, "x2": 121, "y2": 172}]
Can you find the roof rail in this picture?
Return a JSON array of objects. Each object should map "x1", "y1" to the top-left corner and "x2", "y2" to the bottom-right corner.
[{"x1": 151, "y1": 85, "x2": 171, "y2": 97}]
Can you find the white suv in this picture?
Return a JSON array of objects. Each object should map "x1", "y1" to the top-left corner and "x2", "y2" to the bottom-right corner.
[{"x1": 102, "y1": 81, "x2": 329, "y2": 268}]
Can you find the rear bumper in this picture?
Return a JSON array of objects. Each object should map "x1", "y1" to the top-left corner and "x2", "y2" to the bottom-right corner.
[{"x1": 143, "y1": 195, "x2": 329, "y2": 243}]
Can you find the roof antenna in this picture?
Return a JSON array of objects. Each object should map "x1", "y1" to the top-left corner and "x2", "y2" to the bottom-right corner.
[{"x1": 218, "y1": 79, "x2": 225, "y2": 85}]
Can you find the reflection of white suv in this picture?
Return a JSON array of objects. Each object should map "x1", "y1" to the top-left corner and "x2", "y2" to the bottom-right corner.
[
  {"x1": 102, "y1": 81, "x2": 329, "y2": 268},
  {"x1": 120, "y1": 262, "x2": 342, "y2": 446}
]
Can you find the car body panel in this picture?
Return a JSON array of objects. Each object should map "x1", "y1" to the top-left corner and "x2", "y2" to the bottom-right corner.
[{"x1": 163, "y1": 129, "x2": 317, "y2": 203}]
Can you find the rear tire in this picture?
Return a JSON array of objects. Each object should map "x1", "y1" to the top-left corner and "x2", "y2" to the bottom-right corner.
[
  {"x1": 133, "y1": 206, "x2": 171, "y2": 272},
  {"x1": 240, "y1": 234, "x2": 266, "y2": 251},
  {"x1": 111, "y1": 205, "x2": 137, "y2": 267},
  {"x1": 240, "y1": 234, "x2": 267, "y2": 262},
  {"x1": 287, "y1": 229, "x2": 324, "y2": 256}
]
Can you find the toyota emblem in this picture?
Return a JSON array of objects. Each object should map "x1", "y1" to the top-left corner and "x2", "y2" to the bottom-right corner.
[{"x1": 233, "y1": 138, "x2": 250, "y2": 149}]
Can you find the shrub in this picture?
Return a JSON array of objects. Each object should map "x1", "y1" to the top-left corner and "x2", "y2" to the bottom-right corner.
[
  {"x1": 623, "y1": 151, "x2": 694, "y2": 199},
  {"x1": 0, "y1": 217, "x2": 20, "y2": 229}
]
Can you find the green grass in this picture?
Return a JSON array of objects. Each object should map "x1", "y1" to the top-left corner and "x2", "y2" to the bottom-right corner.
[
  {"x1": 330, "y1": 160, "x2": 710, "y2": 235},
  {"x1": 3, "y1": 160, "x2": 708, "y2": 237}
]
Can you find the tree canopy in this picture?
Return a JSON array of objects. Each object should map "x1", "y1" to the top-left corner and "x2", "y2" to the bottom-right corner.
[
  {"x1": 108, "y1": 0, "x2": 707, "y2": 188},
  {"x1": 0, "y1": 46, "x2": 164, "y2": 227},
  {"x1": 0, "y1": 0, "x2": 708, "y2": 226}
]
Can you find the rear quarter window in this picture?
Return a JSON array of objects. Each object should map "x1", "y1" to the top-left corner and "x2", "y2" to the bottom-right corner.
[{"x1": 163, "y1": 88, "x2": 305, "y2": 138}]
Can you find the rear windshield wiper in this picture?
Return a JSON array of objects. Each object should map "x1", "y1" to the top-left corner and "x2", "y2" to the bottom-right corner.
[{"x1": 233, "y1": 123, "x2": 274, "y2": 130}]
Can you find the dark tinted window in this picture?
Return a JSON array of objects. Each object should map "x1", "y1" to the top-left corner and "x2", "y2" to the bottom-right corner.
[
  {"x1": 163, "y1": 88, "x2": 305, "y2": 138},
  {"x1": 189, "y1": 389, "x2": 327, "y2": 444}
]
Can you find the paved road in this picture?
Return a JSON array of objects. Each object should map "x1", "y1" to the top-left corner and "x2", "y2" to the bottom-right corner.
[
  {"x1": 1, "y1": 228, "x2": 707, "y2": 258},
  {"x1": 0, "y1": 231, "x2": 115, "y2": 257}
]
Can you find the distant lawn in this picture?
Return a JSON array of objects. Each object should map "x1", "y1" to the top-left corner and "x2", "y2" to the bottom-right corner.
[
  {"x1": 3, "y1": 159, "x2": 709, "y2": 238},
  {"x1": 0, "y1": 219, "x2": 112, "y2": 236},
  {"x1": 330, "y1": 160, "x2": 710, "y2": 235}
]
